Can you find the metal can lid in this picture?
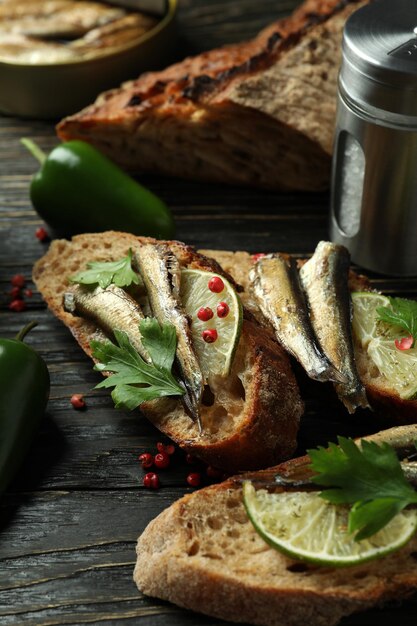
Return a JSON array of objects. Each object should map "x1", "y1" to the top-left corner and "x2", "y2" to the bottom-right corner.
[{"x1": 341, "y1": 0, "x2": 417, "y2": 119}]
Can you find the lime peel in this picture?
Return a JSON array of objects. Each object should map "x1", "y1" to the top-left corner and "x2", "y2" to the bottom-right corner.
[
  {"x1": 180, "y1": 269, "x2": 243, "y2": 381},
  {"x1": 242, "y1": 482, "x2": 417, "y2": 567}
]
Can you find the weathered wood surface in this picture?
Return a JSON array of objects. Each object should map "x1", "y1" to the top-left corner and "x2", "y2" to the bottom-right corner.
[{"x1": 1, "y1": 1, "x2": 417, "y2": 625}]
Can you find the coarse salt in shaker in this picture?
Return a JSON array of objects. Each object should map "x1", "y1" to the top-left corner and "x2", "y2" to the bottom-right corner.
[{"x1": 330, "y1": 0, "x2": 417, "y2": 276}]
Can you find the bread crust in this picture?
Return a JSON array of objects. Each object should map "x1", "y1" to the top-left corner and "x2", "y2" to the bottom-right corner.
[
  {"x1": 358, "y1": 370, "x2": 417, "y2": 425},
  {"x1": 56, "y1": 0, "x2": 367, "y2": 192},
  {"x1": 32, "y1": 232, "x2": 303, "y2": 472},
  {"x1": 143, "y1": 319, "x2": 301, "y2": 471},
  {"x1": 134, "y1": 464, "x2": 417, "y2": 626}
]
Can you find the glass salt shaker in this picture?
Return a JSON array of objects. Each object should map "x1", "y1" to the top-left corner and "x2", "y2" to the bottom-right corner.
[{"x1": 330, "y1": 0, "x2": 417, "y2": 276}]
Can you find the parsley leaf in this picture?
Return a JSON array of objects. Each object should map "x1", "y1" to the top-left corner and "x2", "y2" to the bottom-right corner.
[
  {"x1": 69, "y1": 249, "x2": 140, "y2": 289},
  {"x1": 377, "y1": 297, "x2": 417, "y2": 343},
  {"x1": 90, "y1": 318, "x2": 184, "y2": 410},
  {"x1": 308, "y1": 437, "x2": 417, "y2": 541}
]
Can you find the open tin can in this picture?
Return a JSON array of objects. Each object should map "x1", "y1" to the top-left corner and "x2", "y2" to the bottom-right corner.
[
  {"x1": 0, "y1": 0, "x2": 177, "y2": 119},
  {"x1": 330, "y1": 0, "x2": 417, "y2": 276}
]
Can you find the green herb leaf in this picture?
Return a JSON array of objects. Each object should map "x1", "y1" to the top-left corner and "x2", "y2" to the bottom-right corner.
[
  {"x1": 308, "y1": 437, "x2": 417, "y2": 540},
  {"x1": 377, "y1": 297, "x2": 417, "y2": 342},
  {"x1": 140, "y1": 317, "x2": 177, "y2": 372},
  {"x1": 69, "y1": 249, "x2": 140, "y2": 289},
  {"x1": 348, "y1": 498, "x2": 408, "y2": 541},
  {"x1": 90, "y1": 319, "x2": 184, "y2": 410}
]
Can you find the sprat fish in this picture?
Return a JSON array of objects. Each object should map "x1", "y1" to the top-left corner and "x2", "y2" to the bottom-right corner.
[
  {"x1": 247, "y1": 424, "x2": 417, "y2": 490},
  {"x1": 250, "y1": 253, "x2": 344, "y2": 383},
  {"x1": 134, "y1": 243, "x2": 204, "y2": 430},
  {"x1": 300, "y1": 241, "x2": 369, "y2": 413},
  {"x1": 63, "y1": 283, "x2": 150, "y2": 362}
]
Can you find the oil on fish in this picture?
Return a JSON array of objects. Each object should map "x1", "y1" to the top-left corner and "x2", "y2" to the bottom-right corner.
[
  {"x1": 63, "y1": 283, "x2": 150, "y2": 362},
  {"x1": 300, "y1": 241, "x2": 369, "y2": 413},
  {"x1": 134, "y1": 243, "x2": 204, "y2": 430},
  {"x1": 250, "y1": 253, "x2": 345, "y2": 383}
]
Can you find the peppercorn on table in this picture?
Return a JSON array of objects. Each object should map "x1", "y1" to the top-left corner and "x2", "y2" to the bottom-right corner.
[{"x1": 1, "y1": 1, "x2": 417, "y2": 625}]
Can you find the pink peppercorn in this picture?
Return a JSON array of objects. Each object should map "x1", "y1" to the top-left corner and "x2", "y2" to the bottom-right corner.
[
  {"x1": 143, "y1": 472, "x2": 159, "y2": 489},
  {"x1": 208, "y1": 276, "x2": 224, "y2": 293},
  {"x1": 9, "y1": 299, "x2": 26, "y2": 312},
  {"x1": 187, "y1": 472, "x2": 201, "y2": 487},
  {"x1": 138, "y1": 452, "x2": 154, "y2": 469}
]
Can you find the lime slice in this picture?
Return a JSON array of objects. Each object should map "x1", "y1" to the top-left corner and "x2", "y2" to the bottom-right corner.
[
  {"x1": 351, "y1": 292, "x2": 390, "y2": 347},
  {"x1": 243, "y1": 482, "x2": 417, "y2": 567},
  {"x1": 180, "y1": 269, "x2": 243, "y2": 381},
  {"x1": 352, "y1": 292, "x2": 417, "y2": 399},
  {"x1": 367, "y1": 339, "x2": 417, "y2": 400}
]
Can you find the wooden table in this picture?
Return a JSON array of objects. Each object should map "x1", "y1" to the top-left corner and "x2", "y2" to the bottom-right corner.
[{"x1": 1, "y1": 1, "x2": 417, "y2": 624}]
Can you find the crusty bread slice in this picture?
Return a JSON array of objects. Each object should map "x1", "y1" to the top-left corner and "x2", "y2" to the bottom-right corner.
[
  {"x1": 32, "y1": 232, "x2": 303, "y2": 472},
  {"x1": 354, "y1": 351, "x2": 417, "y2": 423},
  {"x1": 134, "y1": 454, "x2": 417, "y2": 626},
  {"x1": 205, "y1": 249, "x2": 417, "y2": 423},
  {"x1": 57, "y1": 0, "x2": 367, "y2": 192}
]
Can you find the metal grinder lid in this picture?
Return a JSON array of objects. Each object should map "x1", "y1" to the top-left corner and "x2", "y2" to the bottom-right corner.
[{"x1": 341, "y1": 0, "x2": 417, "y2": 118}]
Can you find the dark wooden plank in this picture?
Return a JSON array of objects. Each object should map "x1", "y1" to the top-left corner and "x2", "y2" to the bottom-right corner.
[
  {"x1": 0, "y1": 490, "x2": 178, "y2": 560},
  {"x1": 178, "y1": 0, "x2": 298, "y2": 50}
]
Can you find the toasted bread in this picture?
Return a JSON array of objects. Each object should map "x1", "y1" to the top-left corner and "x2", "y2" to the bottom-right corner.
[
  {"x1": 32, "y1": 232, "x2": 303, "y2": 473},
  {"x1": 57, "y1": 0, "x2": 367, "y2": 192},
  {"x1": 134, "y1": 448, "x2": 417, "y2": 626},
  {"x1": 355, "y1": 353, "x2": 417, "y2": 424},
  {"x1": 205, "y1": 249, "x2": 417, "y2": 423}
]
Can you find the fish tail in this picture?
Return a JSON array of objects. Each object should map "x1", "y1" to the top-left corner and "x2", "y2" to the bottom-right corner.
[
  {"x1": 180, "y1": 380, "x2": 203, "y2": 433},
  {"x1": 326, "y1": 364, "x2": 349, "y2": 385},
  {"x1": 336, "y1": 384, "x2": 370, "y2": 413}
]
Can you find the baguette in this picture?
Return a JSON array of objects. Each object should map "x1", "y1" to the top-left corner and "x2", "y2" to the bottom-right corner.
[
  {"x1": 134, "y1": 451, "x2": 417, "y2": 626},
  {"x1": 56, "y1": 0, "x2": 368, "y2": 192},
  {"x1": 32, "y1": 232, "x2": 303, "y2": 473},
  {"x1": 206, "y1": 249, "x2": 417, "y2": 423}
]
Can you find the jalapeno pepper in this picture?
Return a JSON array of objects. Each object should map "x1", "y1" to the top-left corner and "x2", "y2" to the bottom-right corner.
[
  {"x1": 22, "y1": 138, "x2": 175, "y2": 239},
  {"x1": 0, "y1": 321, "x2": 50, "y2": 494}
]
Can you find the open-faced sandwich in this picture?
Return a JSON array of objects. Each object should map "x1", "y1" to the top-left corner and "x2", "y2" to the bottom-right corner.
[
  {"x1": 134, "y1": 424, "x2": 417, "y2": 626},
  {"x1": 33, "y1": 232, "x2": 304, "y2": 473},
  {"x1": 211, "y1": 243, "x2": 417, "y2": 422}
]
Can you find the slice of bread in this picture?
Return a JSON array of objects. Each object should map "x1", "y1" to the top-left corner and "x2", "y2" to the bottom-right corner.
[
  {"x1": 57, "y1": 0, "x2": 368, "y2": 192},
  {"x1": 134, "y1": 453, "x2": 417, "y2": 626},
  {"x1": 205, "y1": 249, "x2": 417, "y2": 423},
  {"x1": 354, "y1": 351, "x2": 417, "y2": 424},
  {"x1": 32, "y1": 232, "x2": 304, "y2": 473}
]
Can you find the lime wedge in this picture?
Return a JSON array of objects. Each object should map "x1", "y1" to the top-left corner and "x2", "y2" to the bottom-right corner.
[
  {"x1": 243, "y1": 482, "x2": 417, "y2": 567},
  {"x1": 180, "y1": 269, "x2": 243, "y2": 381},
  {"x1": 352, "y1": 292, "x2": 417, "y2": 399}
]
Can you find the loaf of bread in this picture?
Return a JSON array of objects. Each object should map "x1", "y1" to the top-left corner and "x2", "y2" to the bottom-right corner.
[
  {"x1": 134, "y1": 439, "x2": 417, "y2": 626},
  {"x1": 32, "y1": 232, "x2": 304, "y2": 473},
  {"x1": 57, "y1": 0, "x2": 368, "y2": 191}
]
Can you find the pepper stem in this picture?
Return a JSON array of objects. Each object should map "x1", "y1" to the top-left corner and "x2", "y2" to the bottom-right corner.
[
  {"x1": 20, "y1": 138, "x2": 47, "y2": 165},
  {"x1": 15, "y1": 321, "x2": 38, "y2": 343}
]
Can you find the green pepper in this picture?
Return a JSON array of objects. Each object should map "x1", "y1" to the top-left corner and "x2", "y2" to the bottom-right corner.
[
  {"x1": 21, "y1": 138, "x2": 175, "y2": 239},
  {"x1": 0, "y1": 321, "x2": 50, "y2": 494}
]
